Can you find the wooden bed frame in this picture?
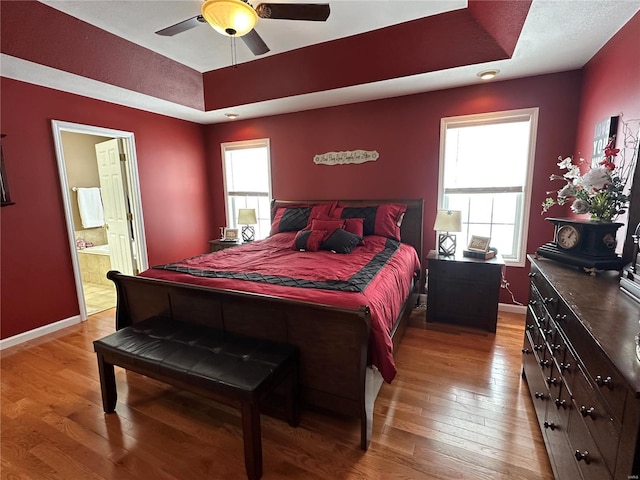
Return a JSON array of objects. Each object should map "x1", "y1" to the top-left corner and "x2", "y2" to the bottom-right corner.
[{"x1": 107, "y1": 199, "x2": 423, "y2": 450}]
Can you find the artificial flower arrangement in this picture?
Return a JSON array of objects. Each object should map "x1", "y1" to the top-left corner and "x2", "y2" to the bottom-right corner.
[{"x1": 542, "y1": 137, "x2": 632, "y2": 222}]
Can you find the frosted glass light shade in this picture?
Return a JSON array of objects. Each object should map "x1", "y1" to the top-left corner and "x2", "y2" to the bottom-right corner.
[
  {"x1": 433, "y1": 210, "x2": 462, "y2": 233},
  {"x1": 201, "y1": 0, "x2": 258, "y2": 37},
  {"x1": 238, "y1": 208, "x2": 257, "y2": 225}
]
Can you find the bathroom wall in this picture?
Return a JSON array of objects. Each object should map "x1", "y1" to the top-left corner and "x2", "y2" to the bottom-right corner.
[{"x1": 62, "y1": 131, "x2": 111, "y2": 245}]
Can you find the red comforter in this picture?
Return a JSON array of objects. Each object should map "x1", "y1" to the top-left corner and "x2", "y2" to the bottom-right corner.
[{"x1": 140, "y1": 232, "x2": 420, "y2": 382}]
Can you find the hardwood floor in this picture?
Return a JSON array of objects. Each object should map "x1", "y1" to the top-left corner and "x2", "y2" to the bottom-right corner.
[{"x1": 1, "y1": 307, "x2": 554, "y2": 479}]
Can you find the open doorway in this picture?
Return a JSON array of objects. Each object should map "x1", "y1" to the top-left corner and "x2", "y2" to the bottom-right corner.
[{"x1": 51, "y1": 120, "x2": 148, "y2": 320}]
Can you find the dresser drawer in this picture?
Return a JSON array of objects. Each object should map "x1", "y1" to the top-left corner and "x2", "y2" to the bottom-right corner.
[
  {"x1": 571, "y1": 364, "x2": 620, "y2": 474},
  {"x1": 557, "y1": 302, "x2": 627, "y2": 422},
  {"x1": 567, "y1": 403, "x2": 612, "y2": 480},
  {"x1": 529, "y1": 267, "x2": 559, "y2": 316},
  {"x1": 545, "y1": 384, "x2": 581, "y2": 479},
  {"x1": 529, "y1": 280, "x2": 554, "y2": 325},
  {"x1": 522, "y1": 330, "x2": 551, "y2": 423}
]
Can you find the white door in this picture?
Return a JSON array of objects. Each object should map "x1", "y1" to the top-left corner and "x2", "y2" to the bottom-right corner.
[{"x1": 95, "y1": 139, "x2": 135, "y2": 276}]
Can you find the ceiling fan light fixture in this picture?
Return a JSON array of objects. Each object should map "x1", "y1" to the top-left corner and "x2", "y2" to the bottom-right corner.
[
  {"x1": 201, "y1": 0, "x2": 258, "y2": 37},
  {"x1": 478, "y1": 69, "x2": 500, "y2": 80}
]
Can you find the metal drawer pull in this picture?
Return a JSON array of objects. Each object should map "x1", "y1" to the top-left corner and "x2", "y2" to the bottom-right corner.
[
  {"x1": 560, "y1": 362, "x2": 571, "y2": 372},
  {"x1": 551, "y1": 344, "x2": 562, "y2": 352},
  {"x1": 534, "y1": 392, "x2": 547, "y2": 400},
  {"x1": 594, "y1": 375, "x2": 613, "y2": 390},
  {"x1": 555, "y1": 313, "x2": 567, "y2": 322},
  {"x1": 555, "y1": 398, "x2": 567, "y2": 409},
  {"x1": 526, "y1": 324, "x2": 535, "y2": 330},
  {"x1": 546, "y1": 377, "x2": 560, "y2": 386},
  {"x1": 529, "y1": 300, "x2": 537, "y2": 306},
  {"x1": 534, "y1": 344, "x2": 544, "y2": 351},
  {"x1": 539, "y1": 359, "x2": 549, "y2": 367},
  {"x1": 580, "y1": 406, "x2": 596, "y2": 418},
  {"x1": 543, "y1": 421, "x2": 556, "y2": 430},
  {"x1": 543, "y1": 297, "x2": 555, "y2": 305},
  {"x1": 574, "y1": 450, "x2": 590, "y2": 464},
  {"x1": 521, "y1": 348, "x2": 531, "y2": 355},
  {"x1": 528, "y1": 272, "x2": 537, "y2": 278}
]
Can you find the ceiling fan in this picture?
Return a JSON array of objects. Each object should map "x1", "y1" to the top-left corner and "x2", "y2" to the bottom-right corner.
[{"x1": 155, "y1": 0, "x2": 330, "y2": 56}]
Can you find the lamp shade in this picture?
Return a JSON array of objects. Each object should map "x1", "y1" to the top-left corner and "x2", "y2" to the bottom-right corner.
[
  {"x1": 201, "y1": 0, "x2": 258, "y2": 37},
  {"x1": 433, "y1": 210, "x2": 462, "y2": 233},
  {"x1": 238, "y1": 208, "x2": 257, "y2": 225}
]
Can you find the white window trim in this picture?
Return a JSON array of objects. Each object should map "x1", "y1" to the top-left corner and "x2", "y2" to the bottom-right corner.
[
  {"x1": 437, "y1": 108, "x2": 539, "y2": 267},
  {"x1": 220, "y1": 138, "x2": 272, "y2": 230}
]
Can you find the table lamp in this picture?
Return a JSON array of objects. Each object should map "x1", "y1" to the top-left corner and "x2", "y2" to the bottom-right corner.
[
  {"x1": 433, "y1": 209, "x2": 462, "y2": 256},
  {"x1": 238, "y1": 208, "x2": 257, "y2": 242}
]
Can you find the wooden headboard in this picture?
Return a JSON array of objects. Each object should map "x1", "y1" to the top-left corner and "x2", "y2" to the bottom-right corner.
[{"x1": 271, "y1": 199, "x2": 424, "y2": 264}]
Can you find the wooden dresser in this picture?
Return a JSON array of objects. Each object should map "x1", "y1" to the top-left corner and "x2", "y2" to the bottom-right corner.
[{"x1": 522, "y1": 255, "x2": 640, "y2": 479}]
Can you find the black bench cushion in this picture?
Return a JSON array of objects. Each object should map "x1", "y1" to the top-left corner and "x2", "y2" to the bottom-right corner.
[{"x1": 93, "y1": 317, "x2": 297, "y2": 400}]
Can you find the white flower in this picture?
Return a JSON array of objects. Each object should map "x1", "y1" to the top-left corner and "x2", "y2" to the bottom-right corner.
[
  {"x1": 564, "y1": 164, "x2": 582, "y2": 180},
  {"x1": 557, "y1": 156, "x2": 573, "y2": 169},
  {"x1": 558, "y1": 183, "x2": 577, "y2": 198},
  {"x1": 579, "y1": 166, "x2": 611, "y2": 192}
]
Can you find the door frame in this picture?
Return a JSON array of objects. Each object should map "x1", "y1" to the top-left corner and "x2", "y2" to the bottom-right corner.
[{"x1": 51, "y1": 120, "x2": 149, "y2": 321}]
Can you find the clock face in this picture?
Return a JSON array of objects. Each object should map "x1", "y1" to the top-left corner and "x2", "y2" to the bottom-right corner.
[{"x1": 556, "y1": 225, "x2": 580, "y2": 249}]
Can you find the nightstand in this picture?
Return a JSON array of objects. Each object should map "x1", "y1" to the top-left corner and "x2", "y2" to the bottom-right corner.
[
  {"x1": 426, "y1": 250, "x2": 504, "y2": 332},
  {"x1": 208, "y1": 239, "x2": 242, "y2": 253}
]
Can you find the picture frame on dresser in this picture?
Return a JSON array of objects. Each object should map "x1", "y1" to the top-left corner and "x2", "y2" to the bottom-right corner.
[{"x1": 222, "y1": 227, "x2": 239, "y2": 241}]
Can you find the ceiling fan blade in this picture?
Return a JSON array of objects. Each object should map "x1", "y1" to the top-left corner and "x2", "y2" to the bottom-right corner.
[
  {"x1": 241, "y1": 29, "x2": 270, "y2": 56},
  {"x1": 255, "y1": 3, "x2": 330, "y2": 21},
  {"x1": 155, "y1": 15, "x2": 206, "y2": 36}
]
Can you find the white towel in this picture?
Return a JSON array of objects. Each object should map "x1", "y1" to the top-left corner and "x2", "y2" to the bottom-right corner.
[{"x1": 77, "y1": 187, "x2": 105, "y2": 228}]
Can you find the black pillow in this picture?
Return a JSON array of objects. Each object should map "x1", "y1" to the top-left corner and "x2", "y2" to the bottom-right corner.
[{"x1": 320, "y1": 228, "x2": 363, "y2": 254}]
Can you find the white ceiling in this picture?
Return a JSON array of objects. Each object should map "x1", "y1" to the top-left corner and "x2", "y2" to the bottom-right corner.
[{"x1": 2, "y1": 0, "x2": 638, "y2": 124}]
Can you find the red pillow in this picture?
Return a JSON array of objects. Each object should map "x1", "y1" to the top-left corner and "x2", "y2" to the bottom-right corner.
[
  {"x1": 332, "y1": 203, "x2": 407, "y2": 241},
  {"x1": 343, "y1": 218, "x2": 365, "y2": 237},
  {"x1": 310, "y1": 218, "x2": 345, "y2": 236},
  {"x1": 270, "y1": 203, "x2": 334, "y2": 235},
  {"x1": 293, "y1": 229, "x2": 328, "y2": 251}
]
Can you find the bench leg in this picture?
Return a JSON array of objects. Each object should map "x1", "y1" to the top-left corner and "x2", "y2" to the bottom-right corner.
[
  {"x1": 96, "y1": 353, "x2": 117, "y2": 413},
  {"x1": 240, "y1": 401, "x2": 262, "y2": 480}
]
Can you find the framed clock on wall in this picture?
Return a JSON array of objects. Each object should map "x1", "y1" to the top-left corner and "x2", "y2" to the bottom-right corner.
[{"x1": 536, "y1": 217, "x2": 624, "y2": 272}]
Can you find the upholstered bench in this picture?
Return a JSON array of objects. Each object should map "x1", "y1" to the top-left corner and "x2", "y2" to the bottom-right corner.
[{"x1": 93, "y1": 316, "x2": 299, "y2": 480}]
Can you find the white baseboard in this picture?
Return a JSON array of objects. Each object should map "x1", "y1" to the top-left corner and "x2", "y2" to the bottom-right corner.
[
  {"x1": 498, "y1": 303, "x2": 527, "y2": 315},
  {"x1": 0, "y1": 315, "x2": 82, "y2": 350}
]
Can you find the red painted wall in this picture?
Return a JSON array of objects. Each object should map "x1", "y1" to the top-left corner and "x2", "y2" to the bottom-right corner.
[
  {"x1": 573, "y1": 11, "x2": 640, "y2": 256},
  {"x1": 0, "y1": 78, "x2": 210, "y2": 339},
  {"x1": 3, "y1": 11, "x2": 637, "y2": 342},
  {"x1": 575, "y1": 12, "x2": 640, "y2": 159},
  {"x1": 205, "y1": 71, "x2": 584, "y2": 305}
]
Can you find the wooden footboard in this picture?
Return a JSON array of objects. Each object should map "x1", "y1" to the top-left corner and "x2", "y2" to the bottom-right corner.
[{"x1": 107, "y1": 270, "x2": 417, "y2": 450}]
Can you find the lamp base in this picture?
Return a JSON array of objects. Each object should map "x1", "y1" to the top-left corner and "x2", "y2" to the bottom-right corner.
[
  {"x1": 438, "y1": 232, "x2": 457, "y2": 256},
  {"x1": 241, "y1": 225, "x2": 255, "y2": 242}
]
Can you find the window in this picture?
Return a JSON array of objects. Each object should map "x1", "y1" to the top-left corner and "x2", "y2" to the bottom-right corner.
[
  {"x1": 221, "y1": 139, "x2": 272, "y2": 240},
  {"x1": 438, "y1": 108, "x2": 538, "y2": 265}
]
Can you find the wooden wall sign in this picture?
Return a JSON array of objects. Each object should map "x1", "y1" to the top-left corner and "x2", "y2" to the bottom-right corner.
[{"x1": 313, "y1": 150, "x2": 379, "y2": 165}]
